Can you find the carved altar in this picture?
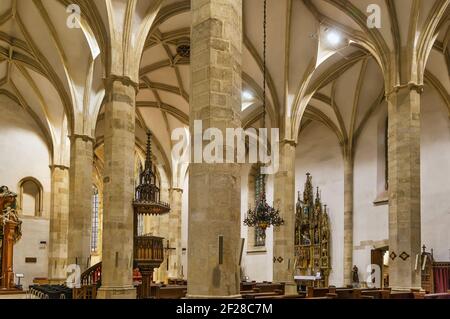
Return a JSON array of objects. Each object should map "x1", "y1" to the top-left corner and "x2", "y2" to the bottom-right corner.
[
  {"x1": 294, "y1": 174, "x2": 331, "y2": 288},
  {"x1": 0, "y1": 186, "x2": 22, "y2": 291}
]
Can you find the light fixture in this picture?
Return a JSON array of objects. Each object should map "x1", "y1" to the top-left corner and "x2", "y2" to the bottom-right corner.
[
  {"x1": 326, "y1": 30, "x2": 341, "y2": 47},
  {"x1": 242, "y1": 91, "x2": 254, "y2": 100},
  {"x1": 243, "y1": 0, "x2": 284, "y2": 233},
  {"x1": 244, "y1": 191, "x2": 284, "y2": 231}
]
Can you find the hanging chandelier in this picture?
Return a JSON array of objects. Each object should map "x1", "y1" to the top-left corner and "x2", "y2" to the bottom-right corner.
[
  {"x1": 244, "y1": 192, "x2": 284, "y2": 231},
  {"x1": 243, "y1": 0, "x2": 284, "y2": 232},
  {"x1": 133, "y1": 131, "x2": 170, "y2": 215}
]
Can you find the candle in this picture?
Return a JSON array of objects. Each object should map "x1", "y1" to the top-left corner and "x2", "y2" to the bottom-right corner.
[{"x1": 422, "y1": 255, "x2": 427, "y2": 270}]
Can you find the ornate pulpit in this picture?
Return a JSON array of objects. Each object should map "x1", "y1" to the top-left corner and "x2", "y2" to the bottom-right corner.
[
  {"x1": 133, "y1": 131, "x2": 170, "y2": 298},
  {"x1": 0, "y1": 186, "x2": 22, "y2": 291},
  {"x1": 294, "y1": 174, "x2": 331, "y2": 289}
]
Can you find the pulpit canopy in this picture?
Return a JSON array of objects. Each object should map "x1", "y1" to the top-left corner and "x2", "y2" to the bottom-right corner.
[{"x1": 133, "y1": 131, "x2": 170, "y2": 216}]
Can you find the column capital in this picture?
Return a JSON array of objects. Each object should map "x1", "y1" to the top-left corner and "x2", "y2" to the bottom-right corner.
[
  {"x1": 104, "y1": 74, "x2": 139, "y2": 95},
  {"x1": 69, "y1": 134, "x2": 95, "y2": 144},
  {"x1": 386, "y1": 82, "x2": 424, "y2": 98},
  {"x1": 49, "y1": 164, "x2": 69, "y2": 171},
  {"x1": 280, "y1": 139, "x2": 297, "y2": 148},
  {"x1": 170, "y1": 187, "x2": 184, "y2": 193}
]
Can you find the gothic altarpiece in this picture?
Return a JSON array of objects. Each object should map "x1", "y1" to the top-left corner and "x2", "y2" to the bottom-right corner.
[{"x1": 295, "y1": 173, "x2": 331, "y2": 287}]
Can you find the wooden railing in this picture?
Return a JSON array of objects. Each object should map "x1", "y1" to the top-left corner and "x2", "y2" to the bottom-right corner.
[{"x1": 80, "y1": 262, "x2": 102, "y2": 286}]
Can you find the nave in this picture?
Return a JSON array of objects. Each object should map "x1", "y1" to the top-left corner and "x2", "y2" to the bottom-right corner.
[{"x1": 0, "y1": 0, "x2": 449, "y2": 300}]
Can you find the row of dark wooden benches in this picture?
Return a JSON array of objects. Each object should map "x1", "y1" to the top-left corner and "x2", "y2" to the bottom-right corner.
[
  {"x1": 306, "y1": 286, "x2": 450, "y2": 299},
  {"x1": 28, "y1": 285, "x2": 73, "y2": 299},
  {"x1": 240, "y1": 285, "x2": 450, "y2": 300},
  {"x1": 148, "y1": 281, "x2": 287, "y2": 299}
]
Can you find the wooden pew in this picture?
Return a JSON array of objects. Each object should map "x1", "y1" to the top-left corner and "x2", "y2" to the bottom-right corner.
[
  {"x1": 240, "y1": 282, "x2": 285, "y2": 295},
  {"x1": 361, "y1": 289, "x2": 391, "y2": 299},
  {"x1": 168, "y1": 279, "x2": 188, "y2": 286},
  {"x1": 389, "y1": 292, "x2": 416, "y2": 299},
  {"x1": 149, "y1": 285, "x2": 187, "y2": 299},
  {"x1": 247, "y1": 293, "x2": 307, "y2": 300},
  {"x1": 240, "y1": 281, "x2": 257, "y2": 292},
  {"x1": 254, "y1": 282, "x2": 285, "y2": 294},
  {"x1": 242, "y1": 291, "x2": 284, "y2": 299},
  {"x1": 424, "y1": 293, "x2": 450, "y2": 299},
  {"x1": 307, "y1": 286, "x2": 336, "y2": 298}
]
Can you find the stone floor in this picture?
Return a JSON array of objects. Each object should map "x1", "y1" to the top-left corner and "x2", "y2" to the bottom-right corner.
[{"x1": 0, "y1": 293, "x2": 27, "y2": 299}]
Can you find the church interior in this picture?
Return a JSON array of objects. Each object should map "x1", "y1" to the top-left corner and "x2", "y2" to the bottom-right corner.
[{"x1": 0, "y1": 0, "x2": 449, "y2": 300}]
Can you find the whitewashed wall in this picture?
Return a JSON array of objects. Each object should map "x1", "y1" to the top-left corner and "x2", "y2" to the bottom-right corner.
[
  {"x1": 295, "y1": 121, "x2": 345, "y2": 287},
  {"x1": 0, "y1": 96, "x2": 51, "y2": 289},
  {"x1": 353, "y1": 103, "x2": 389, "y2": 282},
  {"x1": 421, "y1": 86, "x2": 450, "y2": 262},
  {"x1": 240, "y1": 164, "x2": 274, "y2": 282}
]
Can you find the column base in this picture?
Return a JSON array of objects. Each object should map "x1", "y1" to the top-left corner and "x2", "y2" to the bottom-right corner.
[{"x1": 96, "y1": 286, "x2": 137, "y2": 299}]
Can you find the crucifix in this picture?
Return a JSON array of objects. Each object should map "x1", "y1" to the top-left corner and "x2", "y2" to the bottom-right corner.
[{"x1": 164, "y1": 239, "x2": 176, "y2": 271}]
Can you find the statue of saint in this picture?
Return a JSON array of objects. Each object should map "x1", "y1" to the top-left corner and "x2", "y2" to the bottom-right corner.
[
  {"x1": 314, "y1": 228, "x2": 319, "y2": 244},
  {"x1": 352, "y1": 265, "x2": 360, "y2": 287},
  {"x1": 301, "y1": 230, "x2": 311, "y2": 245}
]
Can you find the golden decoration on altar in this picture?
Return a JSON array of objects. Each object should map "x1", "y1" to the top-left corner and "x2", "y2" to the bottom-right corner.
[{"x1": 294, "y1": 173, "x2": 331, "y2": 287}]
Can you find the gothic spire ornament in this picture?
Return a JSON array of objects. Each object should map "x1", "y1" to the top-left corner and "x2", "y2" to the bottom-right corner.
[
  {"x1": 243, "y1": 0, "x2": 284, "y2": 232},
  {"x1": 133, "y1": 131, "x2": 170, "y2": 215}
]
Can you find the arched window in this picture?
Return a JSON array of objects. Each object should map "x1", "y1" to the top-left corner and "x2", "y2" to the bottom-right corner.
[
  {"x1": 91, "y1": 186, "x2": 100, "y2": 252},
  {"x1": 19, "y1": 178, "x2": 43, "y2": 217}
]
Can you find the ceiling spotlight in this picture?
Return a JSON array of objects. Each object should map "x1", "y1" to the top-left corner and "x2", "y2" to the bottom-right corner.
[
  {"x1": 326, "y1": 30, "x2": 341, "y2": 47},
  {"x1": 242, "y1": 91, "x2": 254, "y2": 100}
]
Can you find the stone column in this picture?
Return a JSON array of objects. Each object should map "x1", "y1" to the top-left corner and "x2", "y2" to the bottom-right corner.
[
  {"x1": 48, "y1": 165, "x2": 70, "y2": 280},
  {"x1": 387, "y1": 85, "x2": 422, "y2": 290},
  {"x1": 67, "y1": 135, "x2": 93, "y2": 272},
  {"x1": 343, "y1": 151, "x2": 354, "y2": 286},
  {"x1": 273, "y1": 140, "x2": 296, "y2": 293},
  {"x1": 156, "y1": 214, "x2": 169, "y2": 284},
  {"x1": 188, "y1": 0, "x2": 242, "y2": 298},
  {"x1": 169, "y1": 188, "x2": 183, "y2": 278},
  {"x1": 97, "y1": 77, "x2": 138, "y2": 299}
]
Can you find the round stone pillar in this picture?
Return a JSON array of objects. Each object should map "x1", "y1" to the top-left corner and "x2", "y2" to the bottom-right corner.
[
  {"x1": 187, "y1": 0, "x2": 243, "y2": 298},
  {"x1": 273, "y1": 140, "x2": 297, "y2": 293},
  {"x1": 387, "y1": 85, "x2": 422, "y2": 291},
  {"x1": 48, "y1": 165, "x2": 70, "y2": 280},
  {"x1": 97, "y1": 76, "x2": 138, "y2": 299},
  {"x1": 67, "y1": 135, "x2": 94, "y2": 272}
]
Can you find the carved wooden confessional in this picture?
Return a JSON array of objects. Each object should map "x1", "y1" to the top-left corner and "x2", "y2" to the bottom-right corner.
[{"x1": 294, "y1": 173, "x2": 331, "y2": 288}]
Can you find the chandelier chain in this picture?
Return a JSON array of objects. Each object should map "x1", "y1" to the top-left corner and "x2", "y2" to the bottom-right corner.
[
  {"x1": 261, "y1": 0, "x2": 267, "y2": 195},
  {"x1": 243, "y1": 0, "x2": 284, "y2": 231},
  {"x1": 263, "y1": 0, "x2": 267, "y2": 130}
]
